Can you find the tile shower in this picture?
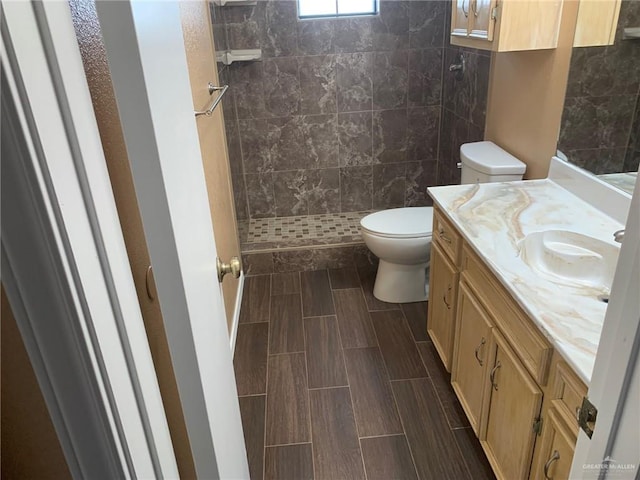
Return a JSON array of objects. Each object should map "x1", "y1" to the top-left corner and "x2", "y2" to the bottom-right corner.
[{"x1": 211, "y1": 1, "x2": 491, "y2": 273}]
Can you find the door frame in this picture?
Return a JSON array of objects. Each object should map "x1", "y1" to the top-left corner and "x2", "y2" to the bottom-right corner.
[{"x1": 2, "y1": 1, "x2": 248, "y2": 478}]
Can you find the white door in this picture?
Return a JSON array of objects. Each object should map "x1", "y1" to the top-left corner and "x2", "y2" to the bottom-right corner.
[
  {"x1": 570, "y1": 170, "x2": 640, "y2": 479},
  {"x1": 2, "y1": 1, "x2": 249, "y2": 478}
]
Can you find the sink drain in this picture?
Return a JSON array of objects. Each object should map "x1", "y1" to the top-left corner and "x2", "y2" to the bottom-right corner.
[{"x1": 598, "y1": 294, "x2": 609, "y2": 304}]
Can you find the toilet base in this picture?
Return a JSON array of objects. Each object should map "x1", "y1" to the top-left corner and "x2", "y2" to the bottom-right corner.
[{"x1": 373, "y1": 260, "x2": 429, "y2": 303}]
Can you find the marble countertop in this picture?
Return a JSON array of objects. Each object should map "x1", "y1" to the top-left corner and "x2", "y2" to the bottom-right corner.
[{"x1": 428, "y1": 179, "x2": 624, "y2": 384}]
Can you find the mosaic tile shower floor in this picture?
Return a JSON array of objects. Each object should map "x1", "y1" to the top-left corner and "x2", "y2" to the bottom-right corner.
[{"x1": 240, "y1": 212, "x2": 373, "y2": 251}]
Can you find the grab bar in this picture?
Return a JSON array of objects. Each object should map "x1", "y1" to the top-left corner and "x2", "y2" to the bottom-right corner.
[{"x1": 194, "y1": 82, "x2": 229, "y2": 117}]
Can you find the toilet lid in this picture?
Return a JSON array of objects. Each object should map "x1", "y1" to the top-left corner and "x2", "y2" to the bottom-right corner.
[{"x1": 360, "y1": 207, "x2": 433, "y2": 238}]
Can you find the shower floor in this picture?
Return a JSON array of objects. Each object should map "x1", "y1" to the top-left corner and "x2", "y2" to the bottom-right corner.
[{"x1": 240, "y1": 211, "x2": 373, "y2": 252}]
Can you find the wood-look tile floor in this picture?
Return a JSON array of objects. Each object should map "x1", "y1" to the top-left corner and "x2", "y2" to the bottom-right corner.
[{"x1": 233, "y1": 266, "x2": 496, "y2": 480}]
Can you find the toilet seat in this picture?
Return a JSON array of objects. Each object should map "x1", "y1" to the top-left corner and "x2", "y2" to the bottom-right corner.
[{"x1": 360, "y1": 207, "x2": 433, "y2": 239}]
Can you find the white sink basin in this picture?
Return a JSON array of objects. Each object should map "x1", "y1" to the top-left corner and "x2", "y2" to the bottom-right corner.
[{"x1": 521, "y1": 230, "x2": 620, "y2": 291}]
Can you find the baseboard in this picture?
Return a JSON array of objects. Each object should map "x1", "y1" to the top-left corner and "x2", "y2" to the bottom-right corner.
[{"x1": 229, "y1": 272, "x2": 245, "y2": 355}]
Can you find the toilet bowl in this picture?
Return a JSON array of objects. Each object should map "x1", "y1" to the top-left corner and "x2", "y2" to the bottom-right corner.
[
  {"x1": 360, "y1": 207, "x2": 433, "y2": 303},
  {"x1": 361, "y1": 141, "x2": 527, "y2": 303}
]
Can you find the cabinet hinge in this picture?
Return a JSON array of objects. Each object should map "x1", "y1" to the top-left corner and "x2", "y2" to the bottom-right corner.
[
  {"x1": 578, "y1": 396, "x2": 598, "y2": 439},
  {"x1": 491, "y1": 5, "x2": 499, "y2": 20},
  {"x1": 533, "y1": 417, "x2": 543, "y2": 436}
]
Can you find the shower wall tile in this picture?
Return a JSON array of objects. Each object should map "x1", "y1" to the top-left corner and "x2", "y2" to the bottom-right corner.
[
  {"x1": 340, "y1": 166, "x2": 373, "y2": 212},
  {"x1": 373, "y1": 163, "x2": 407, "y2": 209},
  {"x1": 373, "y1": 109, "x2": 408, "y2": 164},
  {"x1": 409, "y1": 0, "x2": 447, "y2": 48},
  {"x1": 246, "y1": 173, "x2": 276, "y2": 218},
  {"x1": 372, "y1": 1, "x2": 410, "y2": 51},
  {"x1": 264, "y1": 57, "x2": 301, "y2": 117},
  {"x1": 298, "y1": 55, "x2": 337, "y2": 115},
  {"x1": 408, "y1": 48, "x2": 443, "y2": 108},
  {"x1": 217, "y1": 1, "x2": 491, "y2": 222},
  {"x1": 337, "y1": 52, "x2": 374, "y2": 112},
  {"x1": 338, "y1": 111, "x2": 373, "y2": 167},
  {"x1": 372, "y1": 50, "x2": 408, "y2": 110}
]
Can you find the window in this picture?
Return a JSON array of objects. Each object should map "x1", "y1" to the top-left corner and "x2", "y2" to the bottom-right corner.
[{"x1": 298, "y1": 0, "x2": 378, "y2": 18}]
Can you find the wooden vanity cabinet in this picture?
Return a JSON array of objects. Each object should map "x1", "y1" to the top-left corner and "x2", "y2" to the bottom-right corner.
[
  {"x1": 451, "y1": 280, "x2": 494, "y2": 434},
  {"x1": 573, "y1": 0, "x2": 622, "y2": 47},
  {"x1": 450, "y1": 0, "x2": 563, "y2": 52},
  {"x1": 530, "y1": 405, "x2": 576, "y2": 480},
  {"x1": 427, "y1": 209, "x2": 462, "y2": 372},
  {"x1": 482, "y1": 330, "x2": 543, "y2": 480}
]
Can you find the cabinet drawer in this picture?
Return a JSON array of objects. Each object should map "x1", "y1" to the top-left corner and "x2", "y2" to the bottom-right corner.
[
  {"x1": 433, "y1": 208, "x2": 462, "y2": 266},
  {"x1": 552, "y1": 362, "x2": 587, "y2": 431},
  {"x1": 462, "y1": 245, "x2": 552, "y2": 385}
]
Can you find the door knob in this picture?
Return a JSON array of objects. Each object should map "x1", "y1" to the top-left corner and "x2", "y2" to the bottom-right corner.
[{"x1": 217, "y1": 256, "x2": 241, "y2": 283}]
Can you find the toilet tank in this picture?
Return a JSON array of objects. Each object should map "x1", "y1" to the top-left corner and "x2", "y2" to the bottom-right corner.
[{"x1": 460, "y1": 141, "x2": 526, "y2": 184}]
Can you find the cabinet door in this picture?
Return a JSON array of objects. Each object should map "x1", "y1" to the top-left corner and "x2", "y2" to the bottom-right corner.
[
  {"x1": 469, "y1": 0, "x2": 496, "y2": 40},
  {"x1": 427, "y1": 242, "x2": 459, "y2": 371},
  {"x1": 482, "y1": 330, "x2": 543, "y2": 480},
  {"x1": 451, "y1": 281, "x2": 493, "y2": 434},
  {"x1": 530, "y1": 406, "x2": 575, "y2": 480},
  {"x1": 451, "y1": 0, "x2": 471, "y2": 37}
]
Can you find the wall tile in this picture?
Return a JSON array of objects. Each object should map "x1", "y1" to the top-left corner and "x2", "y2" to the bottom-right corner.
[
  {"x1": 338, "y1": 112, "x2": 373, "y2": 167},
  {"x1": 262, "y1": 0, "x2": 298, "y2": 57},
  {"x1": 273, "y1": 170, "x2": 309, "y2": 217},
  {"x1": 408, "y1": 48, "x2": 443, "y2": 108},
  {"x1": 409, "y1": 1, "x2": 446, "y2": 48},
  {"x1": 406, "y1": 161, "x2": 438, "y2": 206},
  {"x1": 373, "y1": 109, "x2": 408, "y2": 163},
  {"x1": 239, "y1": 118, "x2": 274, "y2": 173},
  {"x1": 372, "y1": 1, "x2": 410, "y2": 51},
  {"x1": 337, "y1": 52, "x2": 374, "y2": 112},
  {"x1": 308, "y1": 168, "x2": 341, "y2": 214},
  {"x1": 231, "y1": 62, "x2": 266, "y2": 120},
  {"x1": 226, "y1": 122, "x2": 243, "y2": 176},
  {"x1": 264, "y1": 57, "x2": 301, "y2": 117},
  {"x1": 565, "y1": 148, "x2": 627, "y2": 175},
  {"x1": 334, "y1": 17, "x2": 374, "y2": 53},
  {"x1": 273, "y1": 250, "x2": 315, "y2": 272},
  {"x1": 298, "y1": 19, "x2": 335, "y2": 55},
  {"x1": 373, "y1": 163, "x2": 407, "y2": 209},
  {"x1": 298, "y1": 55, "x2": 337, "y2": 115},
  {"x1": 372, "y1": 50, "x2": 408, "y2": 110},
  {"x1": 242, "y1": 252, "x2": 275, "y2": 275},
  {"x1": 269, "y1": 116, "x2": 305, "y2": 171},
  {"x1": 302, "y1": 114, "x2": 339, "y2": 169},
  {"x1": 232, "y1": 172, "x2": 249, "y2": 221},
  {"x1": 246, "y1": 173, "x2": 276, "y2": 218},
  {"x1": 407, "y1": 106, "x2": 440, "y2": 162},
  {"x1": 340, "y1": 166, "x2": 373, "y2": 211},
  {"x1": 470, "y1": 53, "x2": 490, "y2": 128}
]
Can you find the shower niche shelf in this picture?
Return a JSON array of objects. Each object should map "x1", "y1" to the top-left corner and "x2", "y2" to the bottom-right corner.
[{"x1": 216, "y1": 49, "x2": 262, "y2": 66}]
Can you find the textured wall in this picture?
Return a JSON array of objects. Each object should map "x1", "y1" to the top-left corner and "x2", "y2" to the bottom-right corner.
[
  {"x1": 559, "y1": 0, "x2": 640, "y2": 174},
  {"x1": 213, "y1": 1, "x2": 490, "y2": 221}
]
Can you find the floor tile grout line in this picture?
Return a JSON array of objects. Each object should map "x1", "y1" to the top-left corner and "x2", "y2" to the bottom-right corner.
[
  {"x1": 308, "y1": 384, "x2": 350, "y2": 391},
  {"x1": 262, "y1": 273, "x2": 273, "y2": 480},
  {"x1": 264, "y1": 441, "x2": 313, "y2": 449},
  {"x1": 388, "y1": 379, "x2": 422, "y2": 480},
  {"x1": 300, "y1": 270, "x2": 317, "y2": 480},
  {"x1": 358, "y1": 433, "x2": 408, "y2": 440}
]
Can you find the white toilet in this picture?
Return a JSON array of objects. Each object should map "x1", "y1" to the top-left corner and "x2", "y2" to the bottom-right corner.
[{"x1": 360, "y1": 141, "x2": 526, "y2": 303}]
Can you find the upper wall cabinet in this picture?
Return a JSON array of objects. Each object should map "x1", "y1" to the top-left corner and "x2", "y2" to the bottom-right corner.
[
  {"x1": 450, "y1": 0, "x2": 563, "y2": 52},
  {"x1": 573, "y1": 0, "x2": 622, "y2": 47}
]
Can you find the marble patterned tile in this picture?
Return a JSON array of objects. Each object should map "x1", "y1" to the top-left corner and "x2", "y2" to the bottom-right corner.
[
  {"x1": 338, "y1": 112, "x2": 373, "y2": 167},
  {"x1": 407, "y1": 106, "x2": 440, "y2": 162},
  {"x1": 409, "y1": 0, "x2": 447, "y2": 48},
  {"x1": 273, "y1": 170, "x2": 310, "y2": 217},
  {"x1": 373, "y1": 163, "x2": 407, "y2": 209},
  {"x1": 405, "y1": 161, "x2": 438, "y2": 207},
  {"x1": 470, "y1": 53, "x2": 491, "y2": 128},
  {"x1": 297, "y1": 19, "x2": 335, "y2": 56},
  {"x1": 372, "y1": 50, "x2": 408, "y2": 110},
  {"x1": 298, "y1": 55, "x2": 337, "y2": 115},
  {"x1": 231, "y1": 62, "x2": 266, "y2": 120},
  {"x1": 353, "y1": 244, "x2": 378, "y2": 268},
  {"x1": 312, "y1": 246, "x2": 356, "y2": 269},
  {"x1": 307, "y1": 169, "x2": 341, "y2": 215},
  {"x1": 263, "y1": 57, "x2": 301, "y2": 117},
  {"x1": 301, "y1": 114, "x2": 339, "y2": 169},
  {"x1": 372, "y1": 0, "x2": 410, "y2": 51},
  {"x1": 560, "y1": 95, "x2": 636, "y2": 150},
  {"x1": 232, "y1": 172, "x2": 250, "y2": 221},
  {"x1": 239, "y1": 118, "x2": 274, "y2": 173},
  {"x1": 261, "y1": 0, "x2": 298, "y2": 57},
  {"x1": 242, "y1": 252, "x2": 275, "y2": 276},
  {"x1": 373, "y1": 109, "x2": 408, "y2": 164},
  {"x1": 336, "y1": 52, "x2": 373, "y2": 112},
  {"x1": 245, "y1": 173, "x2": 276, "y2": 218},
  {"x1": 340, "y1": 166, "x2": 373, "y2": 211},
  {"x1": 439, "y1": 107, "x2": 454, "y2": 168},
  {"x1": 334, "y1": 16, "x2": 374, "y2": 53},
  {"x1": 273, "y1": 250, "x2": 315, "y2": 272},
  {"x1": 408, "y1": 48, "x2": 443, "y2": 108},
  {"x1": 210, "y1": 4, "x2": 228, "y2": 53},
  {"x1": 564, "y1": 148, "x2": 627, "y2": 175},
  {"x1": 269, "y1": 116, "x2": 305, "y2": 171},
  {"x1": 225, "y1": 122, "x2": 243, "y2": 176}
]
